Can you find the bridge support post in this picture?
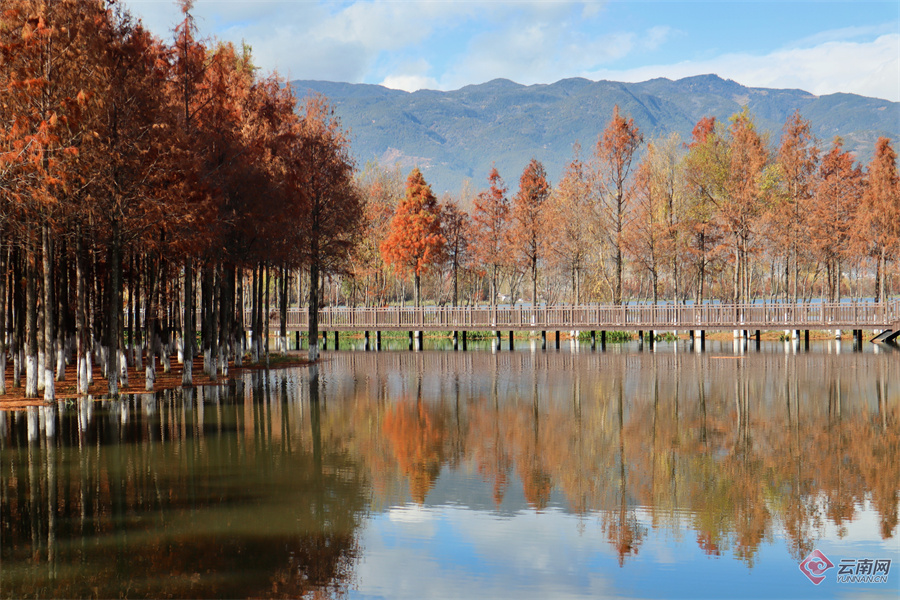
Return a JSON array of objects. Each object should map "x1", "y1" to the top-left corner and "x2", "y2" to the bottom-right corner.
[
  {"x1": 601, "y1": 330, "x2": 607, "y2": 350},
  {"x1": 365, "y1": 331, "x2": 370, "y2": 351},
  {"x1": 334, "y1": 331, "x2": 339, "y2": 351},
  {"x1": 700, "y1": 330, "x2": 706, "y2": 351},
  {"x1": 648, "y1": 331, "x2": 655, "y2": 349},
  {"x1": 555, "y1": 331, "x2": 560, "y2": 350},
  {"x1": 496, "y1": 330, "x2": 502, "y2": 349},
  {"x1": 417, "y1": 330, "x2": 424, "y2": 350},
  {"x1": 638, "y1": 330, "x2": 643, "y2": 345},
  {"x1": 590, "y1": 330, "x2": 596, "y2": 350},
  {"x1": 322, "y1": 332, "x2": 327, "y2": 351},
  {"x1": 462, "y1": 330, "x2": 467, "y2": 351},
  {"x1": 509, "y1": 331, "x2": 514, "y2": 350},
  {"x1": 453, "y1": 331, "x2": 459, "y2": 351},
  {"x1": 295, "y1": 331, "x2": 300, "y2": 351},
  {"x1": 804, "y1": 330, "x2": 809, "y2": 350},
  {"x1": 408, "y1": 330, "x2": 414, "y2": 351},
  {"x1": 376, "y1": 330, "x2": 382, "y2": 351},
  {"x1": 541, "y1": 331, "x2": 547, "y2": 350}
]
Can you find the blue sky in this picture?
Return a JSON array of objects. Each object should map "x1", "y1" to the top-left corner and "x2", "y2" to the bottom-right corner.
[{"x1": 127, "y1": 1, "x2": 899, "y2": 101}]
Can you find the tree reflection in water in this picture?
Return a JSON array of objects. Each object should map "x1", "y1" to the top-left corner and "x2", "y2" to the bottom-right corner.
[
  {"x1": 0, "y1": 347, "x2": 897, "y2": 597},
  {"x1": 0, "y1": 374, "x2": 367, "y2": 599},
  {"x1": 348, "y1": 350, "x2": 897, "y2": 567}
]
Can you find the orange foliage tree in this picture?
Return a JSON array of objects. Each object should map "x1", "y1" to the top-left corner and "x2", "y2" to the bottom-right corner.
[
  {"x1": 471, "y1": 167, "x2": 511, "y2": 307},
  {"x1": 511, "y1": 159, "x2": 551, "y2": 305},
  {"x1": 860, "y1": 137, "x2": 900, "y2": 302},
  {"x1": 287, "y1": 95, "x2": 362, "y2": 361},
  {"x1": 380, "y1": 168, "x2": 444, "y2": 307},
  {"x1": 722, "y1": 109, "x2": 769, "y2": 304},
  {"x1": 595, "y1": 106, "x2": 643, "y2": 305},
  {"x1": 771, "y1": 111, "x2": 819, "y2": 302},
  {"x1": 681, "y1": 117, "x2": 727, "y2": 303},
  {"x1": 440, "y1": 197, "x2": 471, "y2": 307},
  {"x1": 809, "y1": 138, "x2": 864, "y2": 302},
  {"x1": 546, "y1": 145, "x2": 593, "y2": 304}
]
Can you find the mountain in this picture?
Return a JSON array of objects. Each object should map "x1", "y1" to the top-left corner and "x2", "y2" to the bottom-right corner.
[{"x1": 289, "y1": 74, "x2": 899, "y2": 194}]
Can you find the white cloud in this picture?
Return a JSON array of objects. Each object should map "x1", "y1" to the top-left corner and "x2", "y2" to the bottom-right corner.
[
  {"x1": 585, "y1": 33, "x2": 900, "y2": 101},
  {"x1": 382, "y1": 74, "x2": 439, "y2": 92}
]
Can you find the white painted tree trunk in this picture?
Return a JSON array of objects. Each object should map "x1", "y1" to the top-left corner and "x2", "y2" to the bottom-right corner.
[
  {"x1": 78, "y1": 355, "x2": 89, "y2": 394},
  {"x1": 25, "y1": 355, "x2": 38, "y2": 397},
  {"x1": 43, "y1": 363, "x2": 54, "y2": 401},
  {"x1": 37, "y1": 351, "x2": 45, "y2": 391}
]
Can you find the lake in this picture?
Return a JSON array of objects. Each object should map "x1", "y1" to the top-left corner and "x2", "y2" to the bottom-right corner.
[{"x1": 1, "y1": 339, "x2": 897, "y2": 599}]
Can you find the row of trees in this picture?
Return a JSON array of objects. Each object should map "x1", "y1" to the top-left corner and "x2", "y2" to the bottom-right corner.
[
  {"x1": 2, "y1": 1, "x2": 896, "y2": 401},
  {"x1": 1, "y1": 0, "x2": 363, "y2": 399},
  {"x1": 359, "y1": 109, "x2": 899, "y2": 310}
]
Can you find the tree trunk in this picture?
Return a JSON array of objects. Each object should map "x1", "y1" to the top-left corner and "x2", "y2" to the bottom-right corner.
[
  {"x1": 144, "y1": 255, "x2": 159, "y2": 391},
  {"x1": 12, "y1": 248, "x2": 23, "y2": 388},
  {"x1": 25, "y1": 240, "x2": 39, "y2": 398},
  {"x1": 264, "y1": 262, "x2": 270, "y2": 365},
  {"x1": 209, "y1": 265, "x2": 219, "y2": 381},
  {"x1": 280, "y1": 266, "x2": 288, "y2": 355},
  {"x1": 452, "y1": 257, "x2": 459, "y2": 307},
  {"x1": 107, "y1": 228, "x2": 121, "y2": 397},
  {"x1": 235, "y1": 268, "x2": 244, "y2": 367},
  {"x1": 42, "y1": 225, "x2": 55, "y2": 401},
  {"x1": 414, "y1": 271, "x2": 421, "y2": 308},
  {"x1": 75, "y1": 234, "x2": 88, "y2": 394},
  {"x1": 182, "y1": 257, "x2": 194, "y2": 387},
  {"x1": 615, "y1": 245, "x2": 622, "y2": 306},
  {"x1": 135, "y1": 256, "x2": 144, "y2": 371},
  {"x1": 308, "y1": 259, "x2": 320, "y2": 362},
  {"x1": 0, "y1": 245, "x2": 6, "y2": 395}
]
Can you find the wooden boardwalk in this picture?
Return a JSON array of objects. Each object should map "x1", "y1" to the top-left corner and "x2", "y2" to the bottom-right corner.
[{"x1": 262, "y1": 300, "x2": 900, "y2": 334}]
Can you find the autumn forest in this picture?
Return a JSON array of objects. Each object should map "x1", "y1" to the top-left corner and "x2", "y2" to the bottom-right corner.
[{"x1": 1, "y1": 0, "x2": 899, "y2": 401}]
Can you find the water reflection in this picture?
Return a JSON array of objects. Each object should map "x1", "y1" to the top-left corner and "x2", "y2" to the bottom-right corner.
[
  {"x1": 0, "y1": 347, "x2": 897, "y2": 598},
  {"x1": 0, "y1": 376, "x2": 368, "y2": 599}
]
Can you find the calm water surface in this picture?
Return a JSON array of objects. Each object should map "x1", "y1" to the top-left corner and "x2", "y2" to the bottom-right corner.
[{"x1": 1, "y1": 339, "x2": 898, "y2": 599}]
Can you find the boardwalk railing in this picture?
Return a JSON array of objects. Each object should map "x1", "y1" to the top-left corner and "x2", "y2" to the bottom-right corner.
[{"x1": 255, "y1": 300, "x2": 900, "y2": 333}]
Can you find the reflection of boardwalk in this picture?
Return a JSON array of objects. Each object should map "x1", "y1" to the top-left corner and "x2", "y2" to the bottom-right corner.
[{"x1": 262, "y1": 301, "x2": 900, "y2": 335}]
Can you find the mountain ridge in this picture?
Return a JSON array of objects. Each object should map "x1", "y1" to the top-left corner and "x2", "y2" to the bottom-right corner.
[{"x1": 289, "y1": 74, "x2": 899, "y2": 194}]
